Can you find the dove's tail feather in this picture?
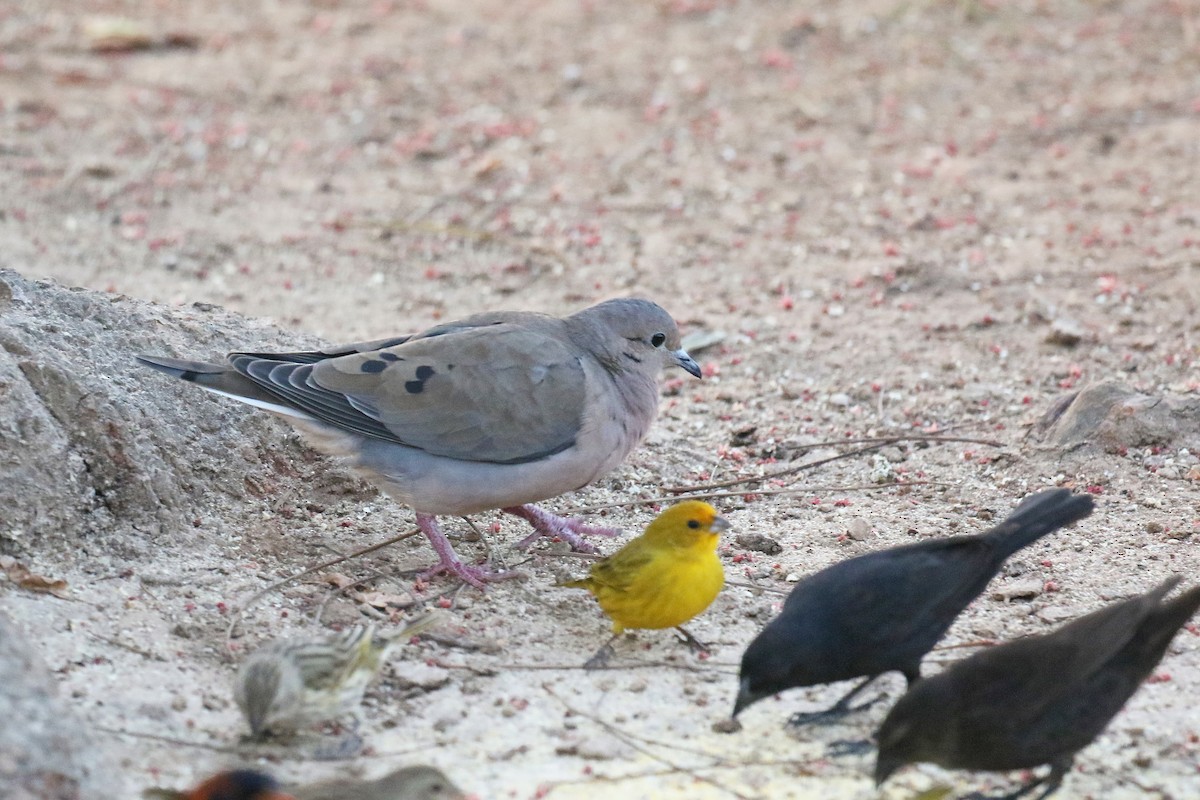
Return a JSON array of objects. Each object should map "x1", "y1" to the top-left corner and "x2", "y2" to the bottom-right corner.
[
  {"x1": 134, "y1": 354, "x2": 315, "y2": 420},
  {"x1": 983, "y1": 488, "x2": 1095, "y2": 562}
]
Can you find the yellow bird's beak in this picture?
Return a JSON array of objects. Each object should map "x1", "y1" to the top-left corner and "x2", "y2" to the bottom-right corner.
[{"x1": 710, "y1": 516, "x2": 731, "y2": 533}]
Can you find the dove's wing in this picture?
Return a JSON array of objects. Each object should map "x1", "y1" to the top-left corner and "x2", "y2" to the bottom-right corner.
[{"x1": 191, "y1": 317, "x2": 585, "y2": 464}]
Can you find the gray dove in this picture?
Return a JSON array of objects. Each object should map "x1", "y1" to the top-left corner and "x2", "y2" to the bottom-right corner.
[{"x1": 136, "y1": 298, "x2": 701, "y2": 587}]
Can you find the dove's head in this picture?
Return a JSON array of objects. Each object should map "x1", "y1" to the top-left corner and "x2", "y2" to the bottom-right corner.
[{"x1": 573, "y1": 297, "x2": 701, "y2": 379}]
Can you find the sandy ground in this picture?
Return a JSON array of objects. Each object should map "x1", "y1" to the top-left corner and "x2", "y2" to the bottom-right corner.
[{"x1": 2, "y1": 0, "x2": 1200, "y2": 798}]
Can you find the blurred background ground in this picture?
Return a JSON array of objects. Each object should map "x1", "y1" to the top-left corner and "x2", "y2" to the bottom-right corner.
[{"x1": 1, "y1": 1, "x2": 1199, "y2": 798}]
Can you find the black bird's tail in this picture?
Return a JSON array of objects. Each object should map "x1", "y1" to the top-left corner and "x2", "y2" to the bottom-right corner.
[
  {"x1": 1137, "y1": 582, "x2": 1200, "y2": 659},
  {"x1": 982, "y1": 488, "x2": 1095, "y2": 562}
]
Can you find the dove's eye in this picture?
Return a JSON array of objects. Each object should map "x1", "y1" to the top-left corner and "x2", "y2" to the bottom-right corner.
[{"x1": 650, "y1": 332, "x2": 667, "y2": 347}]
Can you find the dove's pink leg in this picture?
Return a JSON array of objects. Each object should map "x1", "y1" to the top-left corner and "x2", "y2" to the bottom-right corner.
[
  {"x1": 503, "y1": 504, "x2": 622, "y2": 552},
  {"x1": 415, "y1": 514, "x2": 518, "y2": 589}
]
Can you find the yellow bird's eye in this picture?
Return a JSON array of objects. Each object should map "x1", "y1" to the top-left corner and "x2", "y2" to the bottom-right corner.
[{"x1": 687, "y1": 519, "x2": 701, "y2": 529}]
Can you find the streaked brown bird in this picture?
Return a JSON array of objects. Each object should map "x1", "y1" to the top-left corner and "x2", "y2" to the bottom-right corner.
[
  {"x1": 875, "y1": 576, "x2": 1200, "y2": 798},
  {"x1": 234, "y1": 612, "x2": 441, "y2": 737},
  {"x1": 731, "y1": 489, "x2": 1094, "y2": 725},
  {"x1": 293, "y1": 765, "x2": 466, "y2": 800}
]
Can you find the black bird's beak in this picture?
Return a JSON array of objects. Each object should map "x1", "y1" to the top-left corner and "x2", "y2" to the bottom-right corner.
[
  {"x1": 874, "y1": 757, "x2": 900, "y2": 787},
  {"x1": 731, "y1": 675, "x2": 756, "y2": 718},
  {"x1": 672, "y1": 347, "x2": 702, "y2": 378}
]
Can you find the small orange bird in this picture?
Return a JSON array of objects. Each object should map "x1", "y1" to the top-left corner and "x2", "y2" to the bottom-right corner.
[{"x1": 560, "y1": 500, "x2": 730, "y2": 667}]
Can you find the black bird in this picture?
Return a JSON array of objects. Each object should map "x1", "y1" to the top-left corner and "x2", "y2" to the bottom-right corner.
[
  {"x1": 875, "y1": 577, "x2": 1200, "y2": 799},
  {"x1": 731, "y1": 489, "x2": 1095, "y2": 724}
]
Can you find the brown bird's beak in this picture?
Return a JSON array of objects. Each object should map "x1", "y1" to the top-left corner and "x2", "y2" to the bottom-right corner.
[{"x1": 671, "y1": 347, "x2": 702, "y2": 378}]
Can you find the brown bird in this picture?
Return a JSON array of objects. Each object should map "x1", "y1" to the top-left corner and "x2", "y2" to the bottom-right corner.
[
  {"x1": 143, "y1": 770, "x2": 293, "y2": 800},
  {"x1": 146, "y1": 766, "x2": 466, "y2": 800},
  {"x1": 293, "y1": 765, "x2": 466, "y2": 800},
  {"x1": 876, "y1": 577, "x2": 1200, "y2": 798},
  {"x1": 732, "y1": 489, "x2": 1094, "y2": 725},
  {"x1": 136, "y1": 298, "x2": 700, "y2": 588}
]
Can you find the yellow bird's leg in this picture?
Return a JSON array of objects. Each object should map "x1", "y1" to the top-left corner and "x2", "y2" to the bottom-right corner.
[
  {"x1": 675, "y1": 626, "x2": 710, "y2": 655},
  {"x1": 583, "y1": 633, "x2": 624, "y2": 670}
]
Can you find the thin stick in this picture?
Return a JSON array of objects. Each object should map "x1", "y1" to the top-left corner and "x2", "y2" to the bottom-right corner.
[
  {"x1": 544, "y1": 758, "x2": 816, "y2": 789},
  {"x1": 91, "y1": 725, "x2": 248, "y2": 755},
  {"x1": 94, "y1": 725, "x2": 444, "y2": 761},
  {"x1": 87, "y1": 632, "x2": 163, "y2": 661},
  {"x1": 725, "y1": 578, "x2": 789, "y2": 596},
  {"x1": 225, "y1": 529, "x2": 420, "y2": 642},
  {"x1": 931, "y1": 638, "x2": 997, "y2": 652},
  {"x1": 541, "y1": 684, "x2": 757, "y2": 800},
  {"x1": 566, "y1": 479, "x2": 953, "y2": 515},
  {"x1": 662, "y1": 434, "x2": 1002, "y2": 494}
]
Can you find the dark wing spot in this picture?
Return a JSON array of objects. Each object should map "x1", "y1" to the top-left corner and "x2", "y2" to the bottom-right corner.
[
  {"x1": 379, "y1": 352, "x2": 401, "y2": 362},
  {"x1": 622, "y1": 351, "x2": 643, "y2": 364},
  {"x1": 360, "y1": 359, "x2": 387, "y2": 374},
  {"x1": 415, "y1": 365, "x2": 435, "y2": 380},
  {"x1": 405, "y1": 380, "x2": 424, "y2": 394}
]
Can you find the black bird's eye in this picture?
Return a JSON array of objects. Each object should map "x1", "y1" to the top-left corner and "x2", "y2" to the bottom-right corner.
[
  {"x1": 650, "y1": 332, "x2": 667, "y2": 347},
  {"x1": 687, "y1": 519, "x2": 701, "y2": 529}
]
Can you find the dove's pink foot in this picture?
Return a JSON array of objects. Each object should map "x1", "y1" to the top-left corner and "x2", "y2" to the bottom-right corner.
[
  {"x1": 503, "y1": 504, "x2": 622, "y2": 552},
  {"x1": 415, "y1": 514, "x2": 517, "y2": 589}
]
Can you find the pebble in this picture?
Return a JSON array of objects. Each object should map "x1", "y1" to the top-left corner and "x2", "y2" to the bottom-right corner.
[
  {"x1": 844, "y1": 518, "x2": 873, "y2": 541},
  {"x1": 390, "y1": 662, "x2": 450, "y2": 691},
  {"x1": 735, "y1": 532, "x2": 782, "y2": 555},
  {"x1": 1037, "y1": 605, "x2": 1077, "y2": 623},
  {"x1": 1045, "y1": 317, "x2": 1086, "y2": 346},
  {"x1": 992, "y1": 579, "x2": 1044, "y2": 601}
]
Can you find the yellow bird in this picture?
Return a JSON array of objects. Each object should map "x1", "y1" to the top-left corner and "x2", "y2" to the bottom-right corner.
[{"x1": 561, "y1": 500, "x2": 730, "y2": 667}]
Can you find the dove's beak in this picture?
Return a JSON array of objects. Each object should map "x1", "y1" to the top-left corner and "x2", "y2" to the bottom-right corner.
[{"x1": 672, "y1": 348, "x2": 702, "y2": 378}]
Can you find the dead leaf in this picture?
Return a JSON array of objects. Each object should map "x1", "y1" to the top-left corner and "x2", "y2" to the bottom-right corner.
[
  {"x1": 322, "y1": 572, "x2": 355, "y2": 589},
  {"x1": 357, "y1": 590, "x2": 413, "y2": 609},
  {"x1": 0, "y1": 556, "x2": 69, "y2": 599}
]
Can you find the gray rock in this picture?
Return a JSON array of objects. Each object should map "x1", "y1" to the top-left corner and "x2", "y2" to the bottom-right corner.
[
  {"x1": 1045, "y1": 316, "x2": 1087, "y2": 347},
  {"x1": 1035, "y1": 381, "x2": 1200, "y2": 453},
  {"x1": 0, "y1": 269, "x2": 369, "y2": 557},
  {"x1": 734, "y1": 532, "x2": 782, "y2": 555},
  {"x1": 0, "y1": 612, "x2": 106, "y2": 799}
]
